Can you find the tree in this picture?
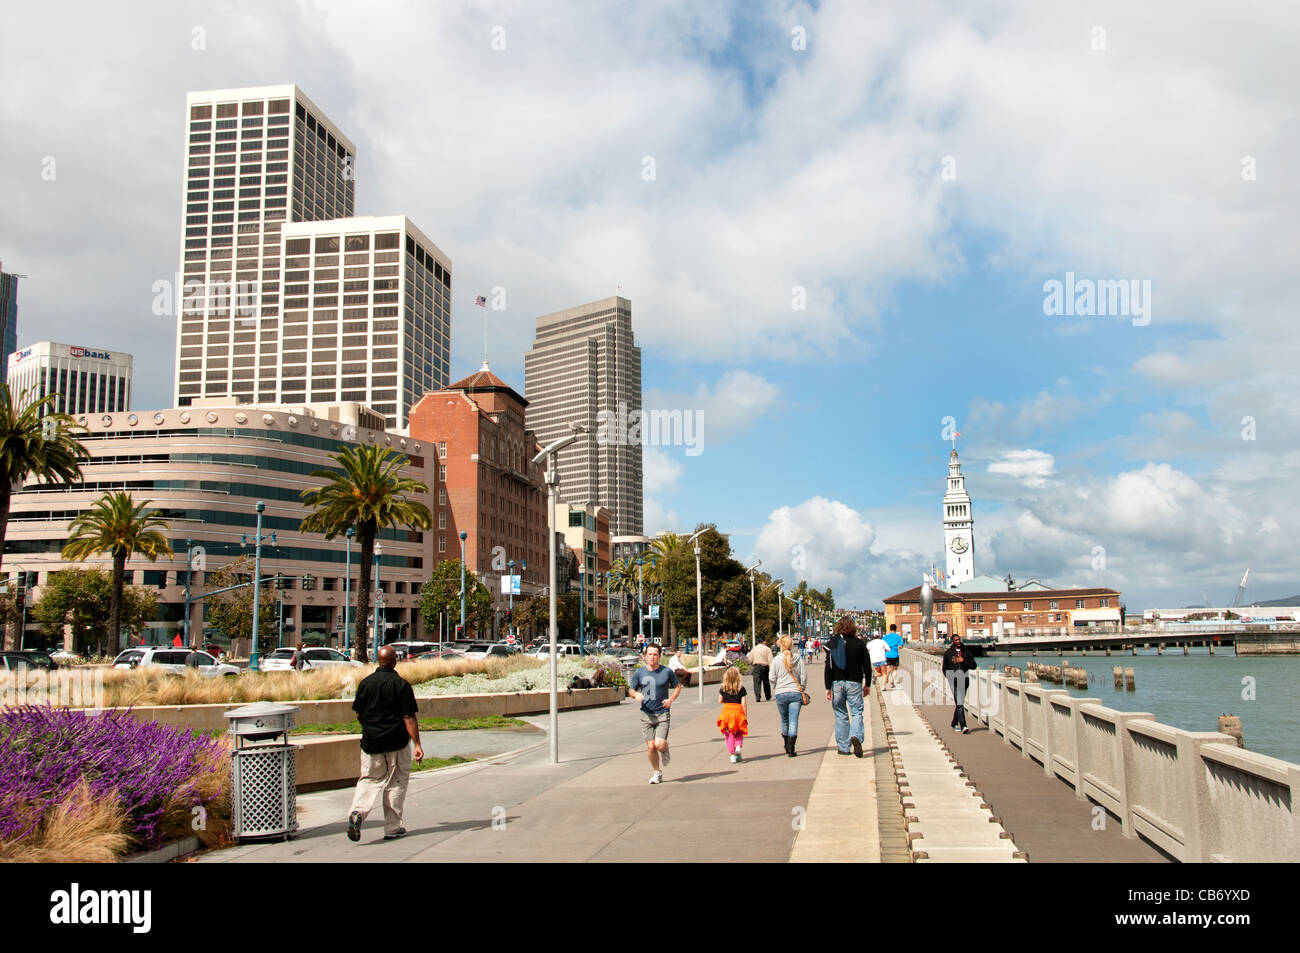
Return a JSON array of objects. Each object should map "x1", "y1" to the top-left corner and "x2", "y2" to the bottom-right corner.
[
  {"x1": 300, "y1": 444, "x2": 432, "y2": 661},
  {"x1": 32, "y1": 569, "x2": 156, "y2": 656},
  {"x1": 0, "y1": 384, "x2": 88, "y2": 573},
  {"x1": 660, "y1": 524, "x2": 745, "y2": 649},
  {"x1": 516, "y1": 592, "x2": 580, "y2": 640},
  {"x1": 61, "y1": 491, "x2": 172, "y2": 656},
  {"x1": 203, "y1": 555, "x2": 277, "y2": 650},
  {"x1": 419, "y1": 559, "x2": 493, "y2": 637}
]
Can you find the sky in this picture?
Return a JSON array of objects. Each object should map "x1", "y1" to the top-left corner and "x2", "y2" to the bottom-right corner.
[{"x1": 2, "y1": 1, "x2": 1298, "y2": 612}]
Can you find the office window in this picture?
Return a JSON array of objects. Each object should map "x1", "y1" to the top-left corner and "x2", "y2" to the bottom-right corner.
[{"x1": 1076, "y1": 599, "x2": 1086, "y2": 609}]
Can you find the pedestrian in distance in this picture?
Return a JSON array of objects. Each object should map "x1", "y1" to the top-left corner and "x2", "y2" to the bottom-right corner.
[
  {"x1": 292, "y1": 641, "x2": 308, "y2": 672},
  {"x1": 824, "y1": 616, "x2": 872, "y2": 757},
  {"x1": 770, "y1": 634, "x2": 809, "y2": 757},
  {"x1": 883, "y1": 624, "x2": 904, "y2": 689},
  {"x1": 716, "y1": 665, "x2": 749, "y2": 763},
  {"x1": 747, "y1": 635, "x2": 773, "y2": 703},
  {"x1": 942, "y1": 634, "x2": 977, "y2": 733},
  {"x1": 346, "y1": 645, "x2": 424, "y2": 842},
  {"x1": 866, "y1": 630, "x2": 889, "y2": 687},
  {"x1": 627, "y1": 643, "x2": 681, "y2": 783}
]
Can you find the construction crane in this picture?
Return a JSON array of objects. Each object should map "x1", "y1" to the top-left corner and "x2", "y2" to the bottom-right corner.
[{"x1": 1231, "y1": 568, "x2": 1250, "y2": 609}]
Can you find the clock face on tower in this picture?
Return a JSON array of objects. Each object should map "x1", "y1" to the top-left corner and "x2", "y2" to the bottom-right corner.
[{"x1": 950, "y1": 536, "x2": 969, "y2": 554}]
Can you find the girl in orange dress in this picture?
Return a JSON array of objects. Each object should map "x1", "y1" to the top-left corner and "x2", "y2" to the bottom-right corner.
[{"x1": 717, "y1": 665, "x2": 749, "y2": 763}]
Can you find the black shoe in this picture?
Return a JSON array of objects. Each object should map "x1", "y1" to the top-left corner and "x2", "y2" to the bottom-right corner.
[
  {"x1": 781, "y1": 734, "x2": 789, "y2": 752},
  {"x1": 851, "y1": 736, "x2": 863, "y2": 758},
  {"x1": 347, "y1": 811, "x2": 362, "y2": 842},
  {"x1": 383, "y1": 827, "x2": 407, "y2": 840},
  {"x1": 788, "y1": 735, "x2": 798, "y2": 757}
]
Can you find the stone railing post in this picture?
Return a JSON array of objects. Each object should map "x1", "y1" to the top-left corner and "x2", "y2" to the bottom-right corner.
[
  {"x1": 1069, "y1": 699, "x2": 1103, "y2": 800},
  {"x1": 1173, "y1": 729, "x2": 1239, "y2": 862},
  {"x1": 1037, "y1": 689, "x2": 1070, "y2": 779},
  {"x1": 1112, "y1": 710, "x2": 1155, "y2": 839}
]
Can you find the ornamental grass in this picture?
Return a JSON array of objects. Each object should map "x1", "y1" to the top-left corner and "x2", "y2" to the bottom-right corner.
[{"x1": 0, "y1": 706, "x2": 231, "y2": 862}]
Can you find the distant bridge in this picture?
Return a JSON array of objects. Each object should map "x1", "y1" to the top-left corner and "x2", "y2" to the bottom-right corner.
[{"x1": 974, "y1": 622, "x2": 1300, "y2": 655}]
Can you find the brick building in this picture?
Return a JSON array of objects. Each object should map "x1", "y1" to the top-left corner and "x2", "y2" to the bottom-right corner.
[
  {"x1": 407, "y1": 364, "x2": 550, "y2": 619},
  {"x1": 883, "y1": 583, "x2": 1123, "y2": 640},
  {"x1": 556, "y1": 501, "x2": 612, "y2": 634}
]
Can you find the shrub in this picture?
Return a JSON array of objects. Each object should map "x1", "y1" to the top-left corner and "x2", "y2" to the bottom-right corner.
[{"x1": 0, "y1": 706, "x2": 230, "y2": 858}]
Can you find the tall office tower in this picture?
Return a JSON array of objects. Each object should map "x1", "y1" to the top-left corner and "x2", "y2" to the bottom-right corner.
[
  {"x1": 524, "y1": 296, "x2": 643, "y2": 536},
  {"x1": 174, "y1": 86, "x2": 356, "y2": 408},
  {"x1": 278, "y1": 217, "x2": 450, "y2": 429},
  {"x1": 0, "y1": 261, "x2": 18, "y2": 372},
  {"x1": 7, "y1": 342, "x2": 133, "y2": 414}
]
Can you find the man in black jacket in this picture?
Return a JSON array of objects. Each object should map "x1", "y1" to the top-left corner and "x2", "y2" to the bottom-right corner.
[
  {"x1": 824, "y1": 616, "x2": 872, "y2": 757},
  {"x1": 941, "y1": 635, "x2": 977, "y2": 733},
  {"x1": 346, "y1": 646, "x2": 424, "y2": 842}
]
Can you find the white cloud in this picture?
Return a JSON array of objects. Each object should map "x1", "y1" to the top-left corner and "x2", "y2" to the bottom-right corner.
[
  {"x1": 987, "y1": 449, "x2": 1056, "y2": 487},
  {"x1": 643, "y1": 497, "x2": 681, "y2": 537},
  {"x1": 642, "y1": 446, "x2": 684, "y2": 496}
]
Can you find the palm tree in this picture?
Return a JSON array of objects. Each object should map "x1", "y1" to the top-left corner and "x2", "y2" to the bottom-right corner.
[
  {"x1": 62, "y1": 491, "x2": 172, "y2": 656},
  {"x1": 300, "y1": 444, "x2": 432, "y2": 662},
  {"x1": 0, "y1": 384, "x2": 88, "y2": 573}
]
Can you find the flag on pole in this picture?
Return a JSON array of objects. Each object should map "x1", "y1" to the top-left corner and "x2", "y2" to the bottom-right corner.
[{"x1": 474, "y1": 295, "x2": 487, "y2": 307}]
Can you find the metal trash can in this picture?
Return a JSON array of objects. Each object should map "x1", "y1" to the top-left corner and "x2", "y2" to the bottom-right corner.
[{"x1": 226, "y1": 702, "x2": 299, "y2": 842}]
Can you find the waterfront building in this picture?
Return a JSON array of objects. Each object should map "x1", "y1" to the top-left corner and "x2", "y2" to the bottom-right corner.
[
  {"x1": 883, "y1": 583, "x2": 1123, "y2": 639},
  {"x1": 7, "y1": 341, "x2": 132, "y2": 414},
  {"x1": 2, "y1": 401, "x2": 429, "y2": 649},
  {"x1": 556, "y1": 501, "x2": 611, "y2": 634},
  {"x1": 524, "y1": 296, "x2": 643, "y2": 536}
]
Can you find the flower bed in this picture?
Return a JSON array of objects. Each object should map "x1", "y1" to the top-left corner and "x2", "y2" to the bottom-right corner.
[{"x1": 0, "y1": 706, "x2": 230, "y2": 862}]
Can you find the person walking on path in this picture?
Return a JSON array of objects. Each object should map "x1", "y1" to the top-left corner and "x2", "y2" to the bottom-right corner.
[
  {"x1": 347, "y1": 645, "x2": 424, "y2": 842},
  {"x1": 769, "y1": 634, "x2": 809, "y2": 757},
  {"x1": 292, "y1": 641, "x2": 308, "y2": 672},
  {"x1": 716, "y1": 665, "x2": 749, "y2": 763},
  {"x1": 824, "y1": 616, "x2": 871, "y2": 757},
  {"x1": 866, "y1": 630, "x2": 889, "y2": 688},
  {"x1": 627, "y1": 643, "x2": 682, "y2": 783},
  {"x1": 883, "y1": 624, "x2": 904, "y2": 689},
  {"x1": 942, "y1": 634, "x2": 977, "y2": 733},
  {"x1": 748, "y1": 635, "x2": 773, "y2": 702}
]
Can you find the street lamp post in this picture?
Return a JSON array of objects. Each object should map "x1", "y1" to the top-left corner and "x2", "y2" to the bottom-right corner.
[
  {"x1": 459, "y1": 531, "x2": 468, "y2": 639},
  {"x1": 533, "y1": 427, "x2": 586, "y2": 766},
  {"x1": 578, "y1": 562, "x2": 585, "y2": 652},
  {"x1": 687, "y1": 528, "x2": 707, "y2": 703},
  {"x1": 244, "y1": 501, "x2": 274, "y2": 671},
  {"x1": 777, "y1": 581, "x2": 784, "y2": 638},
  {"x1": 637, "y1": 555, "x2": 644, "y2": 646},
  {"x1": 508, "y1": 559, "x2": 516, "y2": 642},
  {"x1": 374, "y1": 542, "x2": 383, "y2": 662},
  {"x1": 747, "y1": 559, "x2": 762, "y2": 649},
  {"x1": 183, "y1": 537, "x2": 194, "y2": 648}
]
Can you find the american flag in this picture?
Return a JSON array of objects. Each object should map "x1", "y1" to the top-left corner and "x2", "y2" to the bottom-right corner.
[{"x1": 474, "y1": 295, "x2": 487, "y2": 307}]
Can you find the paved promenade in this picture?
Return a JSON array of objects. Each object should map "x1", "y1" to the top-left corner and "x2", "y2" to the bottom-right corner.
[
  {"x1": 202, "y1": 662, "x2": 894, "y2": 863},
  {"x1": 914, "y1": 702, "x2": 1169, "y2": 862}
]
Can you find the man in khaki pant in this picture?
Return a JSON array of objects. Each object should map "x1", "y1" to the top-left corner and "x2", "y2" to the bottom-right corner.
[{"x1": 347, "y1": 646, "x2": 424, "y2": 842}]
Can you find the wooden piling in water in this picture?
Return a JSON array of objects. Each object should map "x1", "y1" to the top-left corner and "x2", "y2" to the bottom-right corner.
[
  {"x1": 1158, "y1": 643, "x2": 1164, "y2": 655},
  {"x1": 1124, "y1": 667, "x2": 1135, "y2": 691},
  {"x1": 1113, "y1": 666, "x2": 1123, "y2": 688},
  {"x1": 1183, "y1": 643, "x2": 1189, "y2": 655},
  {"x1": 1209, "y1": 641, "x2": 1215, "y2": 655}
]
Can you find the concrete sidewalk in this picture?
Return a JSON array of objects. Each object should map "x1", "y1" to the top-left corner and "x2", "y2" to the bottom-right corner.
[{"x1": 201, "y1": 663, "x2": 887, "y2": 863}]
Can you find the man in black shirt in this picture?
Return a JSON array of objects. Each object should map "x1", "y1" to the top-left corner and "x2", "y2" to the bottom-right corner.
[
  {"x1": 346, "y1": 646, "x2": 424, "y2": 842},
  {"x1": 824, "y1": 616, "x2": 872, "y2": 757}
]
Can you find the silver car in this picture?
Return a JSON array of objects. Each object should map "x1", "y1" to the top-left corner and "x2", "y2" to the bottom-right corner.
[
  {"x1": 260, "y1": 647, "x2": 362, "y2": 671},
  {"x1": 112, "y1": 647, "x2": 240, "y2": 677}
]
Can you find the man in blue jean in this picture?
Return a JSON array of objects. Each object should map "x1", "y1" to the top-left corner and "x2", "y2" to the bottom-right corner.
[{"x1": 823, "y1": 616, "x2": 872, "y2": 756}]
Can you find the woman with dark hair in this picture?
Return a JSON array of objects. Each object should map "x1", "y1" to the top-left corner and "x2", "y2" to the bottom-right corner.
[{"x1": 824, "y1": 615, "x2": 871, "y2": 756}]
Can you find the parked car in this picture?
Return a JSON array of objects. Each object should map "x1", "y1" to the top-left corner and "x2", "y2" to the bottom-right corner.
[
  {"x1": 528, "y1": 643, "x2": 592, "y2": 659},
  {"x1": 462, "y1": 642, "x2": 520, "y2": 660},
  {"x1": 415, "y1": 649, "x2": 465, "y2": 660},
  {"x1": 111, "y1": 647, "x2": 240, "y2": 677},
  {"x1": 260, "y1": 647, "x2": 361, "y2": 671},
  {"x1": 386, "y1": 641, "x2": 439, "y2": 661},
  {"x1": 0, "y1": 651, "x2": 59, "y2": 672}
]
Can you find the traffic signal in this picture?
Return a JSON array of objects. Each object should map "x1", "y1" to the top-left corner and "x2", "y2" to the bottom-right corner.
[
  {"x1": 158, "y1": 571, "x2": 169, "y2": 590},
  {"x1": 454, "y1": 624, "x2": 464, "y2": 639},
  {"x1": 301, "y1": 574, "x2": 315, "y2": 591},
  {"x1": 275, "y1": 573, "x2": 285, "y2": 590}
]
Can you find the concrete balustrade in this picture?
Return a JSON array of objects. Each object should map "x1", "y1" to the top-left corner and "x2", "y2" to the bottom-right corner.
[{"x1": 897, "y1": 648, "x2": 1299, "y2": 862}]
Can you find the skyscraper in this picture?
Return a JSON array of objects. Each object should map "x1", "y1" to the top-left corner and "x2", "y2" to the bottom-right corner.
[
  {"x1": 524, "y1": 296, "x2": 643, "y2": 536},
  {"x1": 0, "y1": 261, "x2": 18, "y2": 373},
  {"x1": 278, "y1": 216, "x2": 450, "y2": 428},
  {"x1": 174, "y1": 85, "x2": 356, "y2": 409}
]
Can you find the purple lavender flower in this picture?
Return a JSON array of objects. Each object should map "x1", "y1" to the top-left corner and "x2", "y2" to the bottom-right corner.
[{"x1": 0, "y1": 706, "x2": 227, "y2": 849}]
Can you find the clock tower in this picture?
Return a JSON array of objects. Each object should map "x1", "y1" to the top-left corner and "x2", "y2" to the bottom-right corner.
[{"x1": 943, "y1": 445, "x2": 975, "y2": 586}]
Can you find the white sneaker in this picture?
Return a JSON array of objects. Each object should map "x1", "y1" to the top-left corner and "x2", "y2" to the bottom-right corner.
[
  {"x1": 649, "y1": 771, "x2": 663, "y2": 784},
  {"x1": 730, "y1": 754, "x2": 738, "y2": 763}
]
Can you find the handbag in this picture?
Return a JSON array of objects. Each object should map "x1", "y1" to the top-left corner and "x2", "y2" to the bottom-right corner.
[{"x1": 786, "y1": 658, "x2": 812, "y2": 707}]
